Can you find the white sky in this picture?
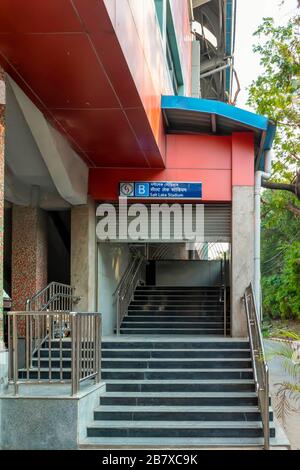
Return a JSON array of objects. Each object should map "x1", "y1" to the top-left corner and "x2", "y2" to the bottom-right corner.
[{"x1": 235, "y1": 0, "x2": 298, "y2": 110}]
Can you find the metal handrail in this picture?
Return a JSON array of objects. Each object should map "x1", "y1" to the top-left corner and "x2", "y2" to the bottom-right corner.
[
  {"x1": 8, "y1": 310, "x2": 101, "y2": 396},
  {"x1": 115, "y1": 252, "x2": 146, "y2": 335},
  {"x1": 114, "y1": 253, "x2": 140, "y2": 296},
  {"x1": 243, "y1": 283, "x2": 270, "y2": 450},
  {"x1": 26, "y1": 282, "x2": 80, "y2": 312},
  {"x1": 219, "y1": 253, "x2": 227, "y2": 336},
  {"x1": 223, "y1": 253, "x2": 227, "y2": 337}
]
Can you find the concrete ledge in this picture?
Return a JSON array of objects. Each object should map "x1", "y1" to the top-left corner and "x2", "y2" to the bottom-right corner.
[
  {"x1": 0, "y1": 381, "x2": 105, "y2": 449},
  {"x1": 0, "y1": 349, "x2": 8, "y2": 393}
]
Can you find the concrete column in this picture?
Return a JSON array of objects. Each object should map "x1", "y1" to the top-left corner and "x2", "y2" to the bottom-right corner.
[
  {"x1": 231, "y1": 187, "x2": 254, "y2": 337},
  {"x1": 11, "y1": 206, "x2": 48, "y2": 314},
  {"x1": 71, "y1": 198, "x2": 96, "y2": 312},
  {"x1": 191, "y1": 41, "x2": 201, "y2": 98},
  {"x1": 0, "y1": 67, "x2": 7, "y2": 391},
  {"x1": 231, "y1": 133, "x2": 255, "y2": 337}
]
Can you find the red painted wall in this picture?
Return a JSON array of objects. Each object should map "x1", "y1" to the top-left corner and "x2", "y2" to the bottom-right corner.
[
  {"x1": 232, "y1": 133, "x2": 255, "y2": 186},
  {"x1": 89, "y1": 132, "x2": 255, "y2": 202}
]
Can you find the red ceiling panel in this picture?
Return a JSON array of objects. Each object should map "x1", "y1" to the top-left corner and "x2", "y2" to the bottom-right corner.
[
  {"x1": 0, "y1": 0, "x2": 165, "y2": 169},
  {"x1": 125, "y1": 107, "x2": 165, "y2": 168},
  {"x1": 0, "y1": 0, "x2": 81, "y2": 33},
  {"x1": 54, "y1": 108, "x2": 149, "y2": 165},
  {"x1": 91, "y1": 32, "x2": 141, "y2": 109},
  {"x1": 0, "y1": 34, "x2": 119, "y2": 109},
  {"x1": 85, "y1": 151, "x2": 149, "y2": 168},
  {"x1": 72, "y1": 0, "x2": 115, "y2": 33}
]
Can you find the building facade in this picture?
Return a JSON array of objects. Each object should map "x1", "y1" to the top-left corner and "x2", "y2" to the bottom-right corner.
[{"x1": 0, "y1": 1, "x2": 286, "y2": 450}]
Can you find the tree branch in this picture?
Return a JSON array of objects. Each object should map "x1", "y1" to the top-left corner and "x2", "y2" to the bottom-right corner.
[
  {"x1": 262, "y1": 180, "x2": 296, "y2": 193},
  {"x1": 262, "y1": 171, "x2": 300, "y2": 199},
  {"x1": 286, "y1": 201, "x2": 300, "y2": 217}
]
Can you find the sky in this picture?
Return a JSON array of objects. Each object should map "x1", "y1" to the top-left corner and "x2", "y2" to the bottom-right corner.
[{"x1": 234, "y1": 0, "x2": 298, "y2": 110}]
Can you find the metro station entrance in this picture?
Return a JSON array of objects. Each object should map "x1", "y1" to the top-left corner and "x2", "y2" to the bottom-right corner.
[{"x1": 96, "y1": 203, "x2": 231, "y2": 337}]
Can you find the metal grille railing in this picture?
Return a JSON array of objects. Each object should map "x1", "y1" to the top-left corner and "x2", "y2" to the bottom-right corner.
[
  {"x1": 26, "y1": 282, "x2": 80, "y2": 312},
  {"x1": 8, "y1": 311, "x2": 101, "y2": 396},
  {"x1": 115, "y1": 252, "x2": 146, "y2": 335},
  {"x1": 243, "y1": 283, "x2": 270, "y2": 450},
  {"x1": 220, "y1": 253, "x2": 227, "y2": 337}
]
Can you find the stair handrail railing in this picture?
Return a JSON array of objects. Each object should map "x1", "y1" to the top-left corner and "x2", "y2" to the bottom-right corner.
[
  {"x1": 223, "y1": 253, "x2": 227, "y2": 336},
  {"x1": 8, "y1": 310, "x2": 101, "y2": 396},
  {"x1": 115, "y1": 251, "x2": 146, "y2": 335},
  {"x1": 26, "y1": 281, "x2": 80, "y2": 312},
  {"x1": 24, "y1": 282, "x2": 80, "y2": 371},
  {"x1": 219, "y1": 253, "x2": 227, "y2": 336},
  {"x1": 243, "y1": 283, "x2": 270, "y2": 450}
]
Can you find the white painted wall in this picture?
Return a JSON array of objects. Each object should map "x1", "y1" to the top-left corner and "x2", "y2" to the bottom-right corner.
[{"x1": 97, "y1": 244, "x2": 131, "y2": 335}]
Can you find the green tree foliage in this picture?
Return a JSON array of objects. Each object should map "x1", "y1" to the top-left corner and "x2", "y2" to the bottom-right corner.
[
  {"x1": 261, "y1": 189, "x2": 300, "y2": 318},
  {"x1": 248, "y1": 13, "x2": 300, "y2": 319},
  {"x1": 248, "y1": 15, "x2": 300, "y2": 184}
]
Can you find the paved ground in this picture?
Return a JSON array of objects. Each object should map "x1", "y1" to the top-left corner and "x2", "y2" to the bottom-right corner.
[{"x1": 265, "y1": 340, "x2": 300, "y2": 450}]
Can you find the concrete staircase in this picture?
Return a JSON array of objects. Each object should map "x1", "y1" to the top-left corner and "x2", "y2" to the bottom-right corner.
[
  {"x1": 17, "y1": 283, "x2": 278, "y2": 449},
  {"x1": 120, "y1": 285, "x2": 228, "y2": 335},
  {"x1": 83, "y1": 337, "x2": 276, "y2": 448}
]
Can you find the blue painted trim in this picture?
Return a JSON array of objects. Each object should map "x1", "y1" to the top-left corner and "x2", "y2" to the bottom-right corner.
[
  {"x1": 162, "y1": 95, "x2": 269, "y2": 130},
  {"x1": 161, "y1": 95, "x2": 276, "y2": 161}
]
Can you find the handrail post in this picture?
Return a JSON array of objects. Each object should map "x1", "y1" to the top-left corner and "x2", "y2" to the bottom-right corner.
[
  {"x1": 223, "y1": 287, "x2": 227, "y2": 337},
  {"x1": 243, "y1": 284, "x2": 270, "y2": 450},
  {"x1": 263, "y1": 366, "x2": 270, "y2": 450},
  {"x1": 12, "y1": 313, "x2": 19, "y2": 395},
  {"x1": 95, "y1": 314, "x2": 101, "y2": 383},
  {"x1": 117, "y1": 297, "x2": 120, "y2": 336},
  {"x1": 71, "y1": 314, "x2": 78, "y2": 396}
]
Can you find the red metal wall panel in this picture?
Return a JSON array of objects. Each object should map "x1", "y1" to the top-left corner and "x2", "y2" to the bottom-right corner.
[
  {"x1": 89, "y1": 167, "x2": 232, "y2": 202},
  {"x1": 89, "y1": 134, "x2": 235, "y2": 202},
  {"x1": 232, "y1": 133, "x2": 255, "y2": 186},
  {"x1": 166, "y1": 135, "x2": 232, "y2": 169}
]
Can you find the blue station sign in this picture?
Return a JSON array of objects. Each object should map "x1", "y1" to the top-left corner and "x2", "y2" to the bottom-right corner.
[{"x1": 119, "y1": 182, "x2": 202, "y2": 199}]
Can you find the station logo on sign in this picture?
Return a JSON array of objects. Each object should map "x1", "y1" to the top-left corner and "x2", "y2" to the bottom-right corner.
[{"x1": 119, "y1": 182, "x2": 134, "y2": 197}]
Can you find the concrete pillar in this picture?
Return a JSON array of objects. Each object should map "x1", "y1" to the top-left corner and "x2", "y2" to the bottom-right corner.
[
  {"x1": 11, "y1": 206, "x2": 48, "y2": 315},
  {"x1": 231, "y1": 133, "x2": 255, "y2": 337},
  {"x1": 71, "y1": 198, "x2": 96, "y2": 312},
  {"x1": 191, "y1": 41, "x2": 201, "y2": 98},
  {"x1": 231, "y1": 187, "x2": 254, "y2": 337},
  {"x1": 0, "y1": 67, "x2": 7, "y2": 390}
]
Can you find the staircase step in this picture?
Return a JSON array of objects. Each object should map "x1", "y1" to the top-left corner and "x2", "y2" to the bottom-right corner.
[
  {"x1": 102, "y1": 349, "x2": 251, "y2": 359},
  {"x1": 133, "y1": 296, "x2": 221, "y2": 301},
  {"x1": 93, "y1": 405, "x2": 273, "y2": 422},
  {"x1": 135, "y1": 286, "x2": 220, "y2": 290},
  {"x1": 120, "y1": 328, "x2": 224, "y2": 336},
  {"x1": 102, "y1": 368, "x2": 254, "y2": 380},
  {"x1": 128, "y1": 303, "x2": 223, "y2": 313},
  {"x1": 125, "y1": 316, "x2": 224, "y2": 322},
  {"x1": 99, "y1": 391, "x2": 258, "y2": 406},
  {"x1": 127, "y1": 311, "x2": 224, "y2": 317},
  {"x1": 131, "y1": 301, "x2": 222, "y2": 306},
  {"x1": 79, "y1": 436, "x2": 272, "y2": 449},
  {"x1": 102, "y1": 340, "x2": 250, "y2": 350},
  {"x1": 87, "y1": 420, "x2": 276, "y2": 438},
  {"x1": 119, "y1": 329, "x2": 224, "y2": 335},
  {"x1": 102, "y1": 358, "x2": 252, "y2": 369},
  {"x1": 104, "y1": 379, "x2": 255, "y2": 392},
  {"x1": 120, "y1": 322, "x2": 224, "y2": 329}
]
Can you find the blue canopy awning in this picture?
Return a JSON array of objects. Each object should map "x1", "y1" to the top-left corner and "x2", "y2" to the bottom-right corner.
[{"x1": 161, "y1": 95, "x2": 276, "y2": 170}]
